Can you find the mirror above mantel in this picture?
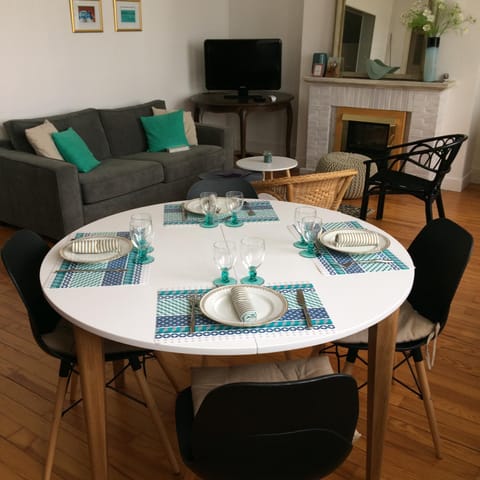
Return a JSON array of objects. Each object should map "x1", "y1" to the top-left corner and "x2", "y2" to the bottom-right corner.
[{"x1": 333, "y1": 0, "x2": 425, "y2": 80}]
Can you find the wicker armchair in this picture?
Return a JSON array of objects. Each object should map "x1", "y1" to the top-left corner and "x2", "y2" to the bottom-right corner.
[{"x1": 252, "y1": 169, "x2": 357, "y2": 210}]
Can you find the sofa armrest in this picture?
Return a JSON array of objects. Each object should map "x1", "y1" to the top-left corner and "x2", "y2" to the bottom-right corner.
[
  {"x1": 0, "y1": 148, "x2": 84, "y2": 239},
  {"x1": 195, "y1": 123, "x2": 234, "y2": 169}
]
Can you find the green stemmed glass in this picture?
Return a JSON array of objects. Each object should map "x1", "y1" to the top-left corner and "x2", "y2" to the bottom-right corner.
[
  {"x1": 299, "y1": 215, "x2": 323, "y2": 258},
  {"x1": 213, "y1": 241, "x2": 237, "y2": 286},
  {"x1": 293, "y1": 206, "x2": 315, "y2": 248},
  {"x1": 199, "y1": 191, "x2": 218, "y2": 228},
  {"x1": 224, "y1": 190, "x2": 244, "y2": 227},
  {"x1": 240, "y1": 237, "x2": 265, "y2": 285},
  {"x1": 129, "y1": 212, "x2": 155, "y2": 264}
]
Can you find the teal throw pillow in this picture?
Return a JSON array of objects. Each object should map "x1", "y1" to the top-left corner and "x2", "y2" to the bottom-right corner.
[
  {"x1": 141, "y1": 110, "x2": 189, "y2": 152},
  {"x1": 51, "y1": 128, "x2": 100, "y2": 173}
]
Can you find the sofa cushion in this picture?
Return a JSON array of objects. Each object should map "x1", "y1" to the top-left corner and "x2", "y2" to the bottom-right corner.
[
  {"x1": 141, "y1": 110, "x2": 189, "y2": 152},
  {"x1": 121, "y1": 145, "x2": 225, "y2": 183},
  {"x1": 78, "y1": 157, "x2": 165, "y2": 204},
  {"x1": 24, "y1": 120, "x2": 63, "y2": 160},
  {"x1": 52, "y1": 128, "x2": 100, "y2": 173},
  {"x1": 152, "y1": 107, "x2": 198, "y2": 145},
  {"x1": 98, "y1": 100, "x2": 166, "y2": 156},
  {"x1": 4, "y1": 108, "x2": 111, "y2": 160}
]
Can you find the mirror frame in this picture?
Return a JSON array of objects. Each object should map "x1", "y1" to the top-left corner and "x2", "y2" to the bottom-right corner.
[{"x1": 333, "y1": 0, "x2": 423, "y2": 80}]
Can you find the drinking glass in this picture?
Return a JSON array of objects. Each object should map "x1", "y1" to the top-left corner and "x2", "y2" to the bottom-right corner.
[
  {"x1": 240, "y1": 237, "x2": 265, "y2": 285},
  {"x1": 199, "y1": 191, "x2": 218, "y2": 228},
  {"x1": 225, "y1": 190, "x2": 244, "y2": 227},
  {"x1": 129, "y1": 212, "x2": 154, "y2": 264},
  {"x1": 213, "y1": 241, "x2": 237, "y2": 286},
  {"x1": 299, "y1": 215, "x2": 323, "y2": 258},
  {"x1": 293, "y1": 206, "x2": 315, "y2": 248}
]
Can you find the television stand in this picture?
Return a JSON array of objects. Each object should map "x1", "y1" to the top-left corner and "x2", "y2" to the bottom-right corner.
[{"x1": 190, "y1": 91, "x2": 294, "y2": 159}]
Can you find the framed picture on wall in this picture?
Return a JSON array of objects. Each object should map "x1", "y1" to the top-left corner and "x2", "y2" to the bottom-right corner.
[
  {"x1": 113, "y1": 0, "x2": 142, "y2": 31},
  {"x1": 70, "y1": 0, "x2": 103, "y2": 33}
]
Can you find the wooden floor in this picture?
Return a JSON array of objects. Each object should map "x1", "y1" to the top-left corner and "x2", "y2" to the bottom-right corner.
[{"x1": 1, "y1": 186, "x2": 479, "y2": 479}]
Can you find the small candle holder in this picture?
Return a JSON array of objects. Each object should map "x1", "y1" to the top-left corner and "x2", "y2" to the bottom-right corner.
[{"x1": 263, "y1": 151, "x2": 272, "y2": 163}]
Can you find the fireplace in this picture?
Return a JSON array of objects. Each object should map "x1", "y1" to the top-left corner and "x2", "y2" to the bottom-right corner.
[
  {"x1": 305, "y1": 77, "x2": 454, "y2": 180},
  {"x1": 333, "y1": 107, "x2": 407, "y2": 157}
]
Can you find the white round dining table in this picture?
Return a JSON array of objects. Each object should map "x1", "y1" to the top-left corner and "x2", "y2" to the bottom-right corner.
[{"x1": 40, "y1": 199, "x2": 414, "y2": 480}]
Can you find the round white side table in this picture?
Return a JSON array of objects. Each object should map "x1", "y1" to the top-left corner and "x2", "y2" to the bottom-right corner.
[{"x1": 236, "y1": 156, "x2": 298, "y2": 180}]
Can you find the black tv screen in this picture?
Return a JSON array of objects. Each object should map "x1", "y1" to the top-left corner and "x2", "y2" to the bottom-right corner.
[{"x1": 204, "y1": 39, "x2": 282, "y2": 97}]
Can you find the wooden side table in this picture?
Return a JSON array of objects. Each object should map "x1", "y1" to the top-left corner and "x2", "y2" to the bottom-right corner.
[
  {"x1": 236, "y1": 155, "x2": 298, "y2": 180},
  {"x1": 190, "y1": 92, "x2": 294, "y2": 159}
]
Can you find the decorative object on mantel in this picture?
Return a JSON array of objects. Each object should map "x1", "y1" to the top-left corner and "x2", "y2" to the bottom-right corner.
[
  {"x1": 401, "y1": 0, "x2": 476, "y2": 82},
  {"x1": 366, "y1": 59, "x2": 400, "y2": 80},
  {"x1": 325, "y1": 56, "x2": 343, "y2": 77},
  {"x1": 312, "y1": 52, "x2": 328, "y2": 77}
]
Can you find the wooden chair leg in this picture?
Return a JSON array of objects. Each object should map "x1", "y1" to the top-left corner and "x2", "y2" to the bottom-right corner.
[
  {"x1": 131, "y1": 365, "x2": 180, "y2": 474},
  {"x1": 153, "y1": 352, "x2": 182, "y2": 393},
  {"x1": 112, "y1": 359, "x2": 126, "y2": 389},
  {"x1": 44, "y1": 374, "x2": 69, "y2": 480},
  {"x1": 69, "y1": 371, "x2": 79, "y2": 402},
  {"x1": 414, "y1": 359, "x2": 443, "y2": 459}
]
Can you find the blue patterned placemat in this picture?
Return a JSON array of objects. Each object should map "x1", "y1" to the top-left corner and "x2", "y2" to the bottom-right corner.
[
  {"x1": 315, "y1": 221, "x2": 409, "y2": 275},
  {"x1": 154, "y1": 282, "x2": 334, "y2": 340},
  {"x1": 163, "y1": 200, "x2": 279, "y2": 225},
  {"x1": 49, "y1": 232, "x2": 148, "y2": 288}
]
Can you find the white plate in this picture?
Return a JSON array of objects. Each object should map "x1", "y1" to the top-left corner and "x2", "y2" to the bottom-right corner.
[
  {"x1": 199, "y1": 285, "x2": 288, "y2": 327},
  {"x1": 60, "y1": 236, "x2": 132, "y2": 264},
  {"x1": 318, "y1": 229, "x2": 390, "y2": 254},
  {"x1": 184, "y1": 197, "x2": 229, "y2": 215}
]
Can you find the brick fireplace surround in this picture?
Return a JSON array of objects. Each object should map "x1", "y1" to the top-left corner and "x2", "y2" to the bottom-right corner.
[{"x1": 305, "y1": 76, "x2": 455, "y2": 172}]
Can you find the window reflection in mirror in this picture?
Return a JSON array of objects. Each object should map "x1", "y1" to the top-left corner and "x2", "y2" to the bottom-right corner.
[{"x1": 334, "y1": 0, "x2": 424, "y2": 79}]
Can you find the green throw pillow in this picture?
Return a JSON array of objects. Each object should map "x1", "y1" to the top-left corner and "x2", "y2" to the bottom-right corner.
[
  {"x1": 141, "y1": 110, "x2": 189, "y2": 152},
  {"x1": 51, "y1": 128, "x2": 100, "y2": 173}
]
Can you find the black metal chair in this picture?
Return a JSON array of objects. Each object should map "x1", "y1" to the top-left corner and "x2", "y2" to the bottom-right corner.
[
  {"x1": 175, "y1": 374, "x2": 359, "y2": 480},
  {"x1": 186, "y1": 177, "x2": 259, "y2": 199},
  {"x1": 359, "y1": 134, "x2": 468, "y2": 222},
  {"x1": 335, "y1": 218, "x2": 473, "y2": 459},
  {"x1": 1, "y1": 230, "x2": 180, "y2": 479}
]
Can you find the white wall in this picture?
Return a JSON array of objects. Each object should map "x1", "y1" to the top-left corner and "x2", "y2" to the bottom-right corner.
[{"x1": 0, "y1": 0, "x2": 229, "y2": 137}]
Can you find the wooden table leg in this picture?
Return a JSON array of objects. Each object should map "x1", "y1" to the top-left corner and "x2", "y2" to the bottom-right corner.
[
  {"x1": 366, "y1": 310, "x2": 398, "y2": 480},
  {"x1": 74, "y1": 326, "x2": 109, "y2": 480}
]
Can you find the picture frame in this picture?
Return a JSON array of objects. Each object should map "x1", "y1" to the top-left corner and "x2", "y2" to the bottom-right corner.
[
  {"x1": 113, "y1": 0, "x2": 142, "y2": 32},
  {"x1": 70, "y1": 0, "x2": 103, "y2": 33}
]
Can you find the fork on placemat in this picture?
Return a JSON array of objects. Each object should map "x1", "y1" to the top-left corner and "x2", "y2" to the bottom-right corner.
[{"x1": 189, "y1": 294, "x2": 199, "y2": 333}]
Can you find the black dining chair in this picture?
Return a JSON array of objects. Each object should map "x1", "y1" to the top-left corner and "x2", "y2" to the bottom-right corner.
[
  {"x1": 186, "y1": 177, "x2": 259, "y2": 199},
  {"x1": 359, "y1": 134, "x2": 468, "y2": 222},
  {"x1": 334, "y1": 218, "x2": 473, "y2": 459},
  {"x1": 1, "y1": 229, "x2": 180, "y2": 479},
  {"x1": 175, "y1": 357, "x2": 359, "y2": 480}
]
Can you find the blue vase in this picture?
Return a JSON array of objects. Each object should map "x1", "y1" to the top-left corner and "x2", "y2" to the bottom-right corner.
[{"x1": 423, "y1": 37, "x2": 440, "y2": 82}]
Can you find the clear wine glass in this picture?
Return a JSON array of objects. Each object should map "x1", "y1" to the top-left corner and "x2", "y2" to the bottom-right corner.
[
  {"x1": 129, "y1": 212, "x2": 154, "y2": 264},
  {"x1": 240, "y1": 237, "x2": 265, "y2": 285},
  {"x1": 293, "y1": 206, "x2": 315, "y2": 248},
  {"x1": 299, "y1": 215, "x2": 323, "y2": 258},
  {"x1": 225, "y1": 190, "x2": 244, "y2": 227},
  {"x1": 199, "y1": 191, "x2": 218, "y2": 228},
  {"x1": 213, "y1": 241, "x2": 237, "y2": 286}
]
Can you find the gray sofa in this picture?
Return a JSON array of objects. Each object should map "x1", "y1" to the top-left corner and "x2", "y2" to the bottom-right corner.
[{"x1": 0, "y1": 100, "x2": 233, "y2": 239}]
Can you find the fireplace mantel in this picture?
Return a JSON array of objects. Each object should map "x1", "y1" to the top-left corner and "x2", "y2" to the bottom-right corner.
[{"x1": 305, "y1": 75, "x2": 455, "y2": 171}]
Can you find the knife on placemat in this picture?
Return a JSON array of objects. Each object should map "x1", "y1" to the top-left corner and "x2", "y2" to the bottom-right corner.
[{"x1": 296, "y1": 289, "x2": 313, "y2": 329}]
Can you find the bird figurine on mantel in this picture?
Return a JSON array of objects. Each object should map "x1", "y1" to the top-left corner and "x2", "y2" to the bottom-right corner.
[{"x1": 366, "y1": 59, "x2": 400, "y2": 79}]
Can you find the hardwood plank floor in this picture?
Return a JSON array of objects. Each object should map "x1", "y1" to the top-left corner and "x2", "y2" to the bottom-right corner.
[{"x1": 1, "y1": 186, "x2": 479, "y2": 479}]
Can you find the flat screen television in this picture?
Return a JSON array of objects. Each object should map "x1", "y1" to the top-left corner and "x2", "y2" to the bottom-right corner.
[{"x1": 204, "y1": 38, "x2": 282, "y2": 99}]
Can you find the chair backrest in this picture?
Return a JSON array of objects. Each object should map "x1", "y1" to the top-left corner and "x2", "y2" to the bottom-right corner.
[
  {"x1": 186, "y1": 178, "x2": 259, "y2": 199},
  {"x1": 184, "y1": 374, "x2": 358, "y2": 480},
  {"x1": 251, "y1": 170, "x2": 357, "y2": 210},
  {"x1": 1, "y1": 229, "x2": 62, "y2": 356},
  {"x1": 383, "y1": 134, "x2": 467, "y2": 183},
  {"x1": 407, "y1": 218, "x2": 473, "y2": 330}
]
